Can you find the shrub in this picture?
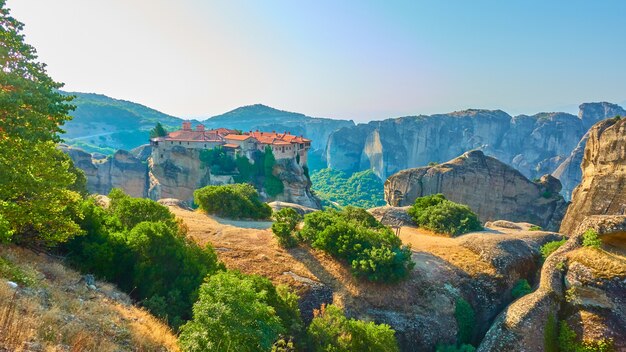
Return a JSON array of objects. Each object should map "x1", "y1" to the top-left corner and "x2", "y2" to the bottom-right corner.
[
  {"x1": 408, "y1": 194, "x2": 482, "y2": 236},
  {"x1": 455, "y1": 298, "x2": 475, "y2": 345},
  {"x1": 582, "y1": 229, "x2": 602, "y2": 249},
  {"x1": 541, "y1": 238, "x2": 567, "y2": 259},
  {"x1": 511, "y1": 279, "x2": 532, "y2": 298},
  {"x1": 200, "y1": 147, "x2": 236, "y2": 175},
  {"x1": 272, "y1": 208, "x2": 302, "y2": 248},
  {"x1": 194, "y1": 184, "x2": 272, "y2": 220},
  {"x1": 307, "y1": 304, "x2": 399, "y2": 352},
  {"x1": 64, "y1": 191, "x2": 224, "y2": 329},
  {"x1": 0, "y1": 256, "x2": 36, "y2": 287},
  {"x1": 436, "y1": 344, "x2": 476, "y2": 352},
  {"x1": 529, "y1": 225, "x2": 542, "y2": 231},
  {"x1": 558, "y1": 321, "x2": 614, "y2": 352},
  {"x1": 544, "y1": 314, "x2": 558, "y2": 352},
  {"x1": 179, "y1": 271, "x2": 302, "y2": 352},
  {"x1": 300, "y1": 207, "x2": 414, "y2": 283}
]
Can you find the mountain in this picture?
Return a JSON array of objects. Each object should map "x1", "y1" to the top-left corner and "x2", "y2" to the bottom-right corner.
[
  {"x1": 201, "y1": 104, "x2": 354, "y2": 151},
  {"x1": 62, "y1": 94, "x2": 354, "y2": 155},
  {"x1": 62, "y1": 92, "x2": 185, "y2": 154},
  {"x1": 325, "y1": 102, "x2": 625, "y2": 199}
]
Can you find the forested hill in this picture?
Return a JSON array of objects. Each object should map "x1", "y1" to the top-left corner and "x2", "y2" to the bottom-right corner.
[
  {"x1": 62, "y1": 94, "x2": 354, "y2": 154},
  {"x1": 62, "y1": 92, "x2": 186, "y2": 154}
]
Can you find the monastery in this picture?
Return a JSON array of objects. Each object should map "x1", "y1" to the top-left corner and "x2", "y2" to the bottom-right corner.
[{"x1": 150, "y1": 121, "x2": 311, "y2": 166}]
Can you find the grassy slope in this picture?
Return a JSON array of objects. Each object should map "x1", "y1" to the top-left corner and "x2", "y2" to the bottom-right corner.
[{"x1": 0, "y1": 245, "x2": 179, "y2": 352}]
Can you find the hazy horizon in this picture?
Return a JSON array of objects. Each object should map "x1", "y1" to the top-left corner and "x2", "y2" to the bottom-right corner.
[{"x1": 8, "y1": 0, "x2": 626, "y2": 122}]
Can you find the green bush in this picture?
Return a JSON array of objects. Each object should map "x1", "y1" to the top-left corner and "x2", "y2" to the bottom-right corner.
[
  {"x1": 511, "y1": 279, "x2": 532, "y2": 298},
  {"x1": 529, "y1": 225, "x2": 542, "y2": 231},
  {"x1": 272, "y1": 208, "x2": 302, "y2": 248},
  {"x1": 64, "y1": 191, "x2": 224, "y2": 329},
  {"x1": 436, "y1": 344, "x2": 476, "y2": 352},
  {"x1": 300, "y1": 207, "x2": 414, "y2": 282},
  {"x1": 544, "y1": 314, "x2": 559, "y2": 352},
  {"x1": 558, "y1": 321, "x2": 614, "y2": 352},
  {"x1": 582, "y1": 229, "x2": 602, "y2": 249},
  {"x1": 194, "y1": 184, "x2": 272, "y2": 220},
  {"x1": 408, "y1": 194, "x2": 482, "y2": 236},
  {"x1": 310, "y1": 168, "x2": 385, "y2": 209},
  {"x1": 307, "y1": 304, "x2": 399, "y2": 352},
  {"x1": 179, "y1": 271, "x2": 302, "y2": 352},
  {"x1": 455, "y1": 298, "x2": 475, "y2": 345},
  {"x1": 0, "y1": 256, "x2": 36, "y2": 287},
  {"x1": 541, "y1": 238, "x2": 567, "y2": 259}
]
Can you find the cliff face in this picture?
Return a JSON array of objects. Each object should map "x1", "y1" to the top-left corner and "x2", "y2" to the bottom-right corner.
[
  {"x1": 560, "y1": 117, "x2": 626, "y2": 234},
  {"x1": 384, "y1": 150, "x2": 568, "y2": 230},
  {"x1": 326, "y1": 103, "x2": 625, "y2": 191},
  {"x1": 479, "y1": 216, "x2": 626, "y2": 352},
  {"x1": 61, "y1": 145, "x2": 148, "y2": 198},
  {"x1": 64, "y1": 145, "x2": 321, "y2": 208}
]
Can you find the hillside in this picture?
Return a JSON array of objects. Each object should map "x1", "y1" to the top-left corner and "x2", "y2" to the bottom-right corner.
[
  {"x1": 168, "y1": 205, "x2": 562, "y2": 350},
  {"x1": 62, "y1": 92, "x2": 184, "y2": 154},
  {"x1": 0, "y1": 245, "x2": 179, "y2": 351}
]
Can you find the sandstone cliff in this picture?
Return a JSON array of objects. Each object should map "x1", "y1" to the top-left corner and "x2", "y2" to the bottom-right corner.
[
  {"x1": 479, "y1": 216, "x2": 626, "y2": 352},
  {"x1": 560, "y1": 117, "x2": 626, "y2": 234},
  {"x1": 61, "y1": 145, "x2": 148, "y2": 198},
  {"x1": 384, "y1": 150, "x2": 568, "y2": 231},
  {"x1": 326, "y1": 102, "x2": 625, "y2": 194},
  {"x1": 64, "y1": 145, "x2": 321, "y2": 208}
]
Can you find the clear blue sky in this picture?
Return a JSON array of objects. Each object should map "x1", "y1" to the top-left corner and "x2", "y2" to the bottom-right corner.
[{"x1": 7, "y1": 0, "x2": 626, "y2": 121}]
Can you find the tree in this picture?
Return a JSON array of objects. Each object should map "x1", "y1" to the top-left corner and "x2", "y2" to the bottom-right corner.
[
  {"x1": 0, "y1": 1, "x2": 82, "y2": 247},
  {"x1": 263, "y1": 146, "x2": 284, "y2": 197},
  {"x1": 149, "y1": 122, "x2": 168, "y2": 138},
  {"x1": 179, "y1": 271, "x2": 288, "y2": 352},
  {"x1": 272, "y1": 208, "x2": 302, "y2": 247},
  {"x1": 408, "y1": 194, "x2": 482, "y2": 236},
  {"x1": 194, "y1": 184, "x2": 272, "y2": 219}
]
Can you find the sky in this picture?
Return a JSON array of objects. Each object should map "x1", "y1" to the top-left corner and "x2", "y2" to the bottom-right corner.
[{"x1": 6, "y1": 0, "x2": 626, "y2": 122}]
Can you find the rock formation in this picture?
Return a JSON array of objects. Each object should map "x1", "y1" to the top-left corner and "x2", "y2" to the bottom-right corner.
[
  {"x1": 479, "y1": 215, "x2": 626, "y2": 352},
  {"x1": 326, "y1": 102, "x2": 625, "y2": 195},
  {"x1": 63, "y1": 145, "x2": 321, "y2": 208},
  {"x1": 384, "y1": 150, "x2": 568, "y2": 230},
  {"x1": 560, "y1": 117, "x2": 626, "y2": 234},
  {"x1": 61, "y1": 145, "x2": 148, "y2": 198}
]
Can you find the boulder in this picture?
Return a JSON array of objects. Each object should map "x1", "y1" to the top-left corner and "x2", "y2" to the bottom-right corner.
[{"x1": 384, "y1": 150, "x2": 568, "y2": 231}]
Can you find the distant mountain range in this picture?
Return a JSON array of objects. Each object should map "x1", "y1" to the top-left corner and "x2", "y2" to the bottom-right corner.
[{"x1": 61, "y1": 92, "x2": 353, "y2": 154}]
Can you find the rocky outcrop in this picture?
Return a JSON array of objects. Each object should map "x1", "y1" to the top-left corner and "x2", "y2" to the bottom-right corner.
[
  {"x1": 368, "y1": 206, "x2": 414, "y2": 227},
  {"x1": 384, "y1": 150, "x2": 568, "y2": 231},
  {"x1": 326, "y1": 103, "x2": 625, "y2": 193},
  {"x1": 479, "y1": 215, "x2": 626, "y2": 352},
  {"x1": 64, "y1": 145, "x2": 321, "y2": 208},
  {"x1": 272, "y1": 158, "x2": 321, "y2": 209},
  {"x1": 61, "y1": 145, "x2": 148, "y2": 198},
  {"x1": 560, "y1": 117, "x2": 626, "y2": 234}
]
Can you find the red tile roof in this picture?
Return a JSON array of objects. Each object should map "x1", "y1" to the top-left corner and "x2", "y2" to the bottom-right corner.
[{"x1": 224, "y1": 134, "x2": 253, "y2": 141}]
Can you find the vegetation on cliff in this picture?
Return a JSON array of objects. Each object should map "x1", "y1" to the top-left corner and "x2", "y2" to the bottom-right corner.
[
  {"x1": 194, "y1": 183, "x2": 272, "y2": 220},
  {"x1": 300, "y1": 207, "x2": 414, "y2": 282},
  {"x1": 311, "y1": 168, "x2": 385, "y2": 209},
  {"x1": 408, "y1": 194, "x2": 482, "y2": 236},
  {"x1": 307, "y1": 304, "x2": 399, "y2": 352}
]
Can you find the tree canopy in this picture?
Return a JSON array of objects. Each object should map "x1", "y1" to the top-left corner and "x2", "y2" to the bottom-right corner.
[
  {"x1": 0, "y1": 1, "x2": 83, "y2": 247},
  {"x1": 149, "y1": 122, "x2": 168, "y2": 138}
]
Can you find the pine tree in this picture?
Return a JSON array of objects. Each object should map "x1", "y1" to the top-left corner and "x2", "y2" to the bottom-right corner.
[{"x1": 150, "y1": 122, "x2": 168, "y2": 138}]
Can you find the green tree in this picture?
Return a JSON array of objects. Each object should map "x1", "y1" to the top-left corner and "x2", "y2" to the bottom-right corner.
[
  {"x1": 149, "y1": 122, "x2": 168, "y2": 138},
  {"x1": 408, "y1": 194, "x2": 482, "y2": 236},
  {"x1": 511, "y1": 279, "x2": 532, "y2": 298},
  {"x1": 0, "y1": 1, "x2": 82, "y2": 247},
  {"x1": 307, "y1": 304, "x2": 399, "y2": 352},
  {"x1": 272, "y1": 208, "x2": 302, "y2": 248},
  {"x1": 263, "y1": 146, "x2": 284, "y2": 197},
  {"x1": 179, "y1": 271, "x2": 288, "y2": 352}
]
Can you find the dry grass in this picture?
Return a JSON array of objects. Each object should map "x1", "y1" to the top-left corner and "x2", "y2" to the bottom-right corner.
[
  {"x1": 568, "y1": 247, "x2": 626, "y2": 280},
  {"x1": 0, "y1": 245, "x2": 179, "y2": 352}
]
